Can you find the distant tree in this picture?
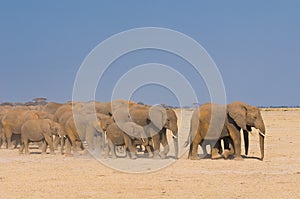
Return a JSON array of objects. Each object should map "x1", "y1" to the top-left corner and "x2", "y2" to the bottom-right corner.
[
  {"x1": 33, "y1": 97, "x2": 47, "y2": 102},
  {"x1": 27, "y1": 97, "x2": 48, "y2": 106},
  {"x1": 0, "y1": 102, "x2": 14, "y2": 106},
  {"x1": 192, "y1": 102, "x2": 201, "y2": 108}
]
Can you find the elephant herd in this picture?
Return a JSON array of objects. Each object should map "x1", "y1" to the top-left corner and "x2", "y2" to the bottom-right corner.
[{"x1": 0, "y1": 100, "x2": 266, "y2": 160}]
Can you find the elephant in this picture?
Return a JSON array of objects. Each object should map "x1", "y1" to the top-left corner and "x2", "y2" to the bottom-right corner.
[
  {"x1": 54, "y1": 103, "x2": 94, "y2": 152},
  {"x1": 64, "y1": 113, "x2": 113, "y2": 156},
  {"x1": 42, "y1": 102, "x2": 64, "y2": 115},
  {"x1": 53, "y1": 106, "x2": 74, "y2": 151},
  {"x1": 1, "y1": 108, "x2": 57, "y2": 149},
  {"x1": 112, "y1": 103, "x2": 178, "y2": 159},
  {"x1": 19, "y1": 119, "x2": 62, "y2": 155},
  {"x1": 0, "y1": 106, "x2": 12, "y2": 148},
  {"x1": 54, "y1": 103, "x2": 72, "y2": 122},
  {"x1": 84, "y1": 99, "x2": 136, "y2": 117},
  {"x1": 105, "y1": 122, "x2": 153, "y2": 159},
  {"x1": 0, "y1": 109, "x2": 50, "y2": 149},
  {"x1": 186, "y1": 102, "x2": 265, "y2": 160}
]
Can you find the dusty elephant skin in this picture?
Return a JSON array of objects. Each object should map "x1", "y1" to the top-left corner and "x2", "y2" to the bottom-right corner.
[
  {"x1": 113, "y1": 103, "x2": 179, "y2": 159},
  {"x1": 186, "y1": 101, "x2": 265, "y2": 160},
  {"x1": 0, "y1": 109, "x2": 57, "y2": 149},
  {"x1": 105, "y1": 122, "x2": 153, "y2": 159},
  {"x1": 64, "y1": 113, "x2": 113, "y2": 156},
  {"x1": 19, "y1": 119, "x2": 62, "y2": 155}
]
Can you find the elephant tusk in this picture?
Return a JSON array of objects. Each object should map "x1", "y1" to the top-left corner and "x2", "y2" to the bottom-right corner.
[
  {"x1": 259, "y1": 131, "x2": 265, "y2": 137},
  {"x1": 172, "y1": 133, "x2": 177, "y2": 139}
]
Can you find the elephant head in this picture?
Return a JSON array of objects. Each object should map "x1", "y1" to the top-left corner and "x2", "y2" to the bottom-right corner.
[
  {"x1": 227, "y1": 101, "x2": 265, "y2": 160},
  {"x1": 149, "y1": 106, "x2": 178, "y2": 158},
  {"x1": 96, "y1": 114, "x2": 114, "y2": 132},
  {"x1": 49, "y1": 121, "x2": 63, "y2": 136}
]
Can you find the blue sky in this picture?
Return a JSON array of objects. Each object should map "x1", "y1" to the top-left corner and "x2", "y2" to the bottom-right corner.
[{"x1": 0, "y1": 1, "x2": 299, "y2": 106}]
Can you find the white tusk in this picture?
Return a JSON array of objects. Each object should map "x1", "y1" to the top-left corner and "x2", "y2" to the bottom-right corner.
[
  {"x1": 259, "y1": 130, "x2": 265, "y2": 137},
  {"x1": 172, "y1": 132, "x2": 177, "y2": 139}
]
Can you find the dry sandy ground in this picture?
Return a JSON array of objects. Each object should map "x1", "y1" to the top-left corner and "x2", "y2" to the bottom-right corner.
[{"x1": 0, "y1": 109, "x2": 300, "y2": 198}]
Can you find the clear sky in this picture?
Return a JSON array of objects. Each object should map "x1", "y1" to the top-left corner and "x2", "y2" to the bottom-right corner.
[{"x1": 0, "y1": 1, "x2": 299, "y2": 106}]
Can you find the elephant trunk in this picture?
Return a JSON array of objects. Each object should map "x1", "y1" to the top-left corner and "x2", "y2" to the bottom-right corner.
[
  {"x1": 173, "y1": 135, "x2": 178, "y2": 159},
  {"x1": 243, "y1": 130, "x2": 249, "y2": 156},
  {"x1": 259, "y1": 132, "x2": 264, "y2": 160},
  {"x1": 258, "y1": 124, "x2": 265, "y2": 161},
  {"x1": 171, "y1": 125, "x2": 178, "y2": 159}
]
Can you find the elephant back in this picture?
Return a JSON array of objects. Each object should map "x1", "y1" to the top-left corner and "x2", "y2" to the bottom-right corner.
[
  {"x1": 43, "y1": 102, "x2": 63, "y2": 115},
  {"x1": 198, "y1": 103, "x2": 228, "y2": 140}
]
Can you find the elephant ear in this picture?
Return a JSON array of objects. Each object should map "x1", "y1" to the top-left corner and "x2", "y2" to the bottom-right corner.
[
  {"x1": 149, "y1": 105, "x2": 167, "y2": 130},
  {"x1": 227, "y1": 102, "x2": 247, "y2": 130}
]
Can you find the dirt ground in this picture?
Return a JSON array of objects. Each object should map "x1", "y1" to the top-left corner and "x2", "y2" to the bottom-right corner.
[{"x1": 0, "y1": 109, "x2": 299, "y2": 199}]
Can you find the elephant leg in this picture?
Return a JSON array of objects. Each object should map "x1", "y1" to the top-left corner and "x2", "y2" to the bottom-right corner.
[
  {"x1": 142, "y1": 139, "x2": 153, "y2": 158},
  {"x1": 24, "y1": 138, "x2": 30, "y2": 155},
  {"x1": 159, "y1": 130, "x2": 169, "y2": 159},
  {"x1": 44, "y1": 135, "x2": 55, "y2": 155},
  {"x1": 123, "y1": 136, "x2": 136, "y2": 159},
  {"x1": 227, "y1": 126, "x2": 242, "y2": 160},
  {"x1": 60, "y1": 136, "x2": 65, "y2": 155},
  {"x1": 0, "y1": 134, "x2": 2, "y2": 149},
  {"x1": 68, "y1": 135, "x2": 79, "y2": 155},
  {"x1": 103, "y1": 139, "x2": 109, "y2": 158},
  {"x1": 19, "y1": 136, "x2": 25, "y2": 154},
  {"x1": 11, "y1": 134, "x2": 19, "y2": 149},
  {"x1": 125, "y1": 148, "x2": 131, "y2": 159},
  {"x1": 200, "y1": 140, "x2": 209, "y2": 157},
  {"x1": 189, "y1": 134, "x2": 202, "y2": 160},
  {"x1": 41, "y1": 140, "x2": 47, "y2": 154},
  {"x1": 99, "y1": 133, "x2": 106, "y2": 153},
  {"x1": 53, "y1": 135, "x2": 60, "y2": 150},
  {"x1": 19, "y1": 143, "x2": 24, "y2": 154},
  {"x1": 144, "y1": 145, "x2": 153, "y2": 158},
  {"x1": 222, "y1": 137, "x2": 231, "y2": 159},
  {"x1": 16, "y1": 134, "x2": 21, "y2": 148},
  {"x1": 0, "y1": 133, "x2": 7, "y2": 149},
  {"x1": 108, "y1": 139, "x2": 117, "y2": 159},
  {"x1": 217, "y1": 139, "x2": 223, "y2": 154},
  {"x1": 65, "y1": 138, "x2": 72, "y2": 157},
  {"x1": 243, "y1": 130, "x2": 249, "y2": 156},
  {"x1": 223, "y1": 136, "x2": 235, "y2": 159},
  {"x1": 85, "y1": 133, "x2": 94, "y2": 152},
  {"x1": 211, "y1": 140, "x2": 222, "y2": 159},
  {"x1": 151, "y1": 134, "x2": 160, "y2": 159},
  {"x1": 4, "y1": 127, "x2": 13, "y2": 149}
]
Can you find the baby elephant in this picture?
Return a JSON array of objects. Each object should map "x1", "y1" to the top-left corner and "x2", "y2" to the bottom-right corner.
[
  {"x1": 19, "y1": 119, "x2": 62, "y2": 155},
  {"x1": 106, "y1": 122, "x2": 152, "y2": 159}
]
